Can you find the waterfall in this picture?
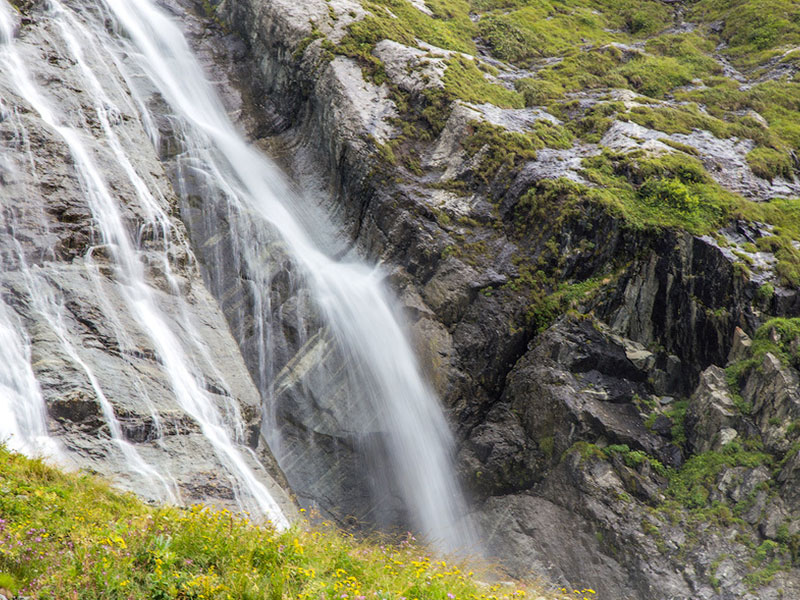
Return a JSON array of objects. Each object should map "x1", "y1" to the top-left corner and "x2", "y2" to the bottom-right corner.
[
  {"x1": 0, "y1": 0, "x2": 287, "y2": 527},
  {"x1": 0, "y1": 0, "x2": 476, "y2": 551},
  {"x1": 0, "y1": 296, "x2": 60, "y2": 459},
  {"x1": 0, "y1": 0, "x2": 59, "y2": 460}
]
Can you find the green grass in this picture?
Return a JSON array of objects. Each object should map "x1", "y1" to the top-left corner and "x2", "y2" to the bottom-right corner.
[
  {"x1": 0, "y1": 446, "x2": 583, "y2": 600},
  {"x1": 460, "y1": 120, "x2": 572, "y2": 184},
  {"x1": 727, "y1": 317, "x2": 800, "y2": 387},
  {"x1": 337, "y1": 0, "x2": 476, "y2": 58},
  {"x1": 442, "y1": 56, "x2": 525, "y2": 108},
  {"x1": 474, "y1": 0, "x2": 670, "y2": 67},
  {"x1": 665, "y1": 442, "x2": 773, "y2": 509},
  {"x1": 326, "y1": 0, "x2": 800, "y2": 297},
  {"x1": 735, "y1": 198, "x2": 800, "y2": 287},
  {"x1": 687, "y1": 0, "x2": 800, "y2": 69},
  {"x1": 580, "y1": 150, "x2": 735, "y2": 235},
  {"x1": 603, "y1": 445, "x2": 668, "y2": 477},
  {"x1": 746, "y1": 147, "x2": 795, "y2": 181}
]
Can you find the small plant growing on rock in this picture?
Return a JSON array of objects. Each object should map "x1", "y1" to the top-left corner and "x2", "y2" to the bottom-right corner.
[{"x1": 640, "y1": 177, "x2": 699, "y2": 214}]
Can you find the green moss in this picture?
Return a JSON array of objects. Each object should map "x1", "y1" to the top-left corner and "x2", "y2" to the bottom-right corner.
[
  {"x1": 665, "y1": 399, "x2": 689, "y2": 446},
  {"x1": 539, "y1": 436, "x2": 555, "y2": 459},
  {"x1": 743, "y1": 541, "x2": 787, "y2": 589},
  {"x1": 568, "y1": 441, "x2": 607, "y2": 462},
  {"x1": 624, "y1": 103, "x2": 732, "y2": 137},
  {"x1": 293, "y1": 27, "x2": 325, "y2": 59},
  {"x1": 373, "y1": 138, "x2": 398, "y2": 165},
  {"x1": 666, "y1": 443, "x2": 773, "y2": 509},
  {"x1": 617, "y1": 55, "x2": 695, "y2": 99},
  {"x1": 640, "y1": 178, "x2": 699, "y2": 214},
  {"x1": 564, "y1": 102, "x2": 622, "y2": 142},
  {"x1": 580, "y1": 150, "x2": 734, "y2": 235},
  {"x1": 339, "y1": 0, "x2": 475, "y2": 57},
  {"x1": 727, "y1": 317, "x2": 800, "y2": 389},
  {"x1": 677, "y1": 79, "x2": 800, "y2": 151},
  {"x1": 660, "y1": 139, "x2": 701, "y2": 156},
  {"x1": 442, "y1": 56, "x2": 524, "y2": 108},
  {"x1": 537, "y1": 45, "x2": 628, "y2": 94},
  {"x1": 460, "y1": 120, "x2": 572, "y2": 185},
  {"x1": 746, "y1": 147, "x2": 795, "y2": 181},
  {"x1": 734, "y1": 197, "x2": 800, "y2": 287},
  {"x1": 603, "y1": 444, "x2": 668, "y2": 477},
  {"x1": 688, "y1": 0, "x2": 800, "y2": 69},
  {"x1": 514, "y1": 78, "x2": 566, "y2": 106},
  {"x1": 478, "y1": 15, "x2": 543, "y2": 65}
]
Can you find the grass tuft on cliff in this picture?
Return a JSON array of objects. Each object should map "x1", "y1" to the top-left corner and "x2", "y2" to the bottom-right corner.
[{"x1": 0, "y1": 446, "x2": 594, "y2": 600}]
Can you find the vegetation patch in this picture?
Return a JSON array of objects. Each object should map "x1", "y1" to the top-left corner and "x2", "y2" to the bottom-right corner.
[
  {"x1": 0, "y1": 446, "x2": 575, "y2": 600},
  {"x1": 687, "y1": 0, "x2": 800, "y2": 69},
  {"x1": 727, "y1": 317, "x2": 800, "y2": 387},
  {"x1": 665, "y1": 442, "x2": 773, "y2": 509},
  {"x1": 442, "y1": 56, "x2": 524, "y2": 108},
  {"x1": 460, "y1": 121, "x2": 572, "y2": 185},
  {"x1": 603, "y1": 444, "x2": 668, "y2": 477},
  {"x1": 580, "y1": 150, "x2": 734, "y2": 235},
  {"x1": 746, "y1": 147, "x2": 795, "y2": 181}
]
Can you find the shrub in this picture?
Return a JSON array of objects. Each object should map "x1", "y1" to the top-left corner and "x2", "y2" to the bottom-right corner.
[{"x1": 640, "y1": 177, "x2": 699, "y2": 213}]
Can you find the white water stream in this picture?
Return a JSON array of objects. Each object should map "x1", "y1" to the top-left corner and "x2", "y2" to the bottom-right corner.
[
  {"x1": 0, "y1": 0, "x2": 475, "y2": 551},
  {"x1": 0, "y1": 0, "x2": 60, "y2": 461}
]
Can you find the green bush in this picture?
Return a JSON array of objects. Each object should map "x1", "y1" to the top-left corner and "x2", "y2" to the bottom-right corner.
[
  {"x1": 514, "y1": 78, "x2": 565, "y2": 105},
  {"x1": 640, "y1": 178, "x2": 699, "y2": 213}
]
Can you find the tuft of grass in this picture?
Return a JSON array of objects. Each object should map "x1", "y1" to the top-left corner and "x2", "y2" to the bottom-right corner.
[
  {"x1": 687, "y1": 0, "x2": 800, "y2": 69},
  {"x1": 580, "y1": 150, "x2": 734, "y2": 235},
  {"x1": 746, "y1": 147, "x2": 795, "y2": 181},
  {"x1": 442, "y1": 56, "x2": 525, "y2": 108},
  {"x1": 726, "y1": 317, "x2": 800, "y2": 387},
  {"x1": 603, "y1": 444, "x2": 668, "y2": 477},
  {"x1": 514, "y1": 78, "x2": 566, "y2": 106},
  {"x1": 665, "y1": 442, "x2": 773, "y2": 509},
  {"x1": 460, "y1": 120, "x2": 572, "y2": 184}
]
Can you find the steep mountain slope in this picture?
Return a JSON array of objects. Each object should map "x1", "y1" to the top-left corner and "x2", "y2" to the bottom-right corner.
[{"x1": 206, "y1": 0, "x2": 800, "y2": 597}]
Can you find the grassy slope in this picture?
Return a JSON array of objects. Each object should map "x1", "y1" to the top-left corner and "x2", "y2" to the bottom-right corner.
[{"x1": 0, "y1": 447, "x2": 597, "y2": 600}]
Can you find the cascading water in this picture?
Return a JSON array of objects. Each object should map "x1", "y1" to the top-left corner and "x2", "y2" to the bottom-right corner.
[
  {"x1": 0, "y1": 4, "x2": 49, "y2": 458},
  {"x1": 103, "y1": 0, "x2": 476, "y2": 551},
  {"x1": 0, "y1": 0, "x2": 476, "y2": 552},
  {"x1": 0, "y1": 295, "x2": 61, "y2": 459},
  {"x1": 0, "y1": 0, "x2": 287, "y2": 527}
]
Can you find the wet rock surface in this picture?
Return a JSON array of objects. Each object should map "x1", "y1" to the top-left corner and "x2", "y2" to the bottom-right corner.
[
  {"x1": 208, "y1": 0, "x2": 800, "y2": 597},
  {"x1": 5, "y1": 0, "x2": 800, "y2": 598},
  {"x1": 0, "y1": 0, "x2": 294, "y2": 518}
]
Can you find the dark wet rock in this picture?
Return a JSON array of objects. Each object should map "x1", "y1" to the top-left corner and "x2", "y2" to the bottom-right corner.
[{"x1": 743, "y1": 353, "x2": 800, "y2": 455}]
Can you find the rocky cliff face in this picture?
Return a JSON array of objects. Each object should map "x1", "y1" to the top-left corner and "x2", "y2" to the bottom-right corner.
[
  {"x1": 5, "y1": 0, "x2": 800, "y2": 597},
  {"x1": 0, "y1": 0, "x2": 293, "y2": 519},
  {"x1": 203, "y1": 0, "x2": 800, "y2": 596}
]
